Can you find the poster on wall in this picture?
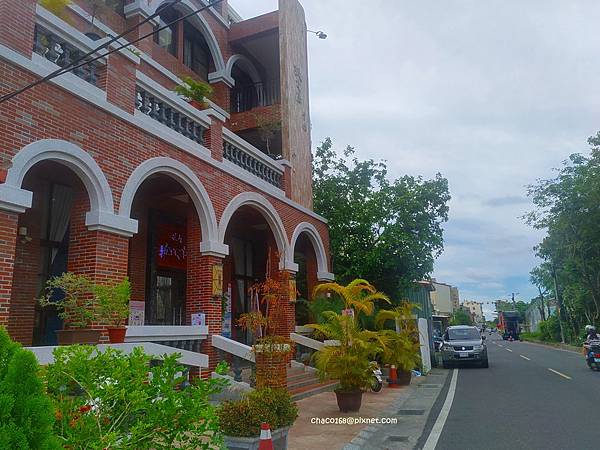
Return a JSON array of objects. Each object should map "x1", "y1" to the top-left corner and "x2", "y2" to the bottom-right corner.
[
  {"x1": 156, "y1": 223, "x2": 187, "y2": 270},
  {"x1": 222, "y1": 283, "x2": 232, "y2": 338},
  {"x1": 289, "y1": 279, "x2": 297, "y2": 302},
  {"x1": 129, "y1": 301, "x2": 145, "y2": 326},
  {"x1": 191, "y1": 312, "x2": 206, "y2": 327}
]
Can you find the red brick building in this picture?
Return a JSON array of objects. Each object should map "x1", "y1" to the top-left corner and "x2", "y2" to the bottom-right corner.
[{"x1": 0, "y1": 0, "x2": 332, "y2": 369}]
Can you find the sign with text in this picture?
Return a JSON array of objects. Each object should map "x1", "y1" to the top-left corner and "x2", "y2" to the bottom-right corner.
[
  {"x1": 129, "y1": 301, "x2": 145, "y2": 326},
  {"x1": 212, "y1": 264, "x2": 223, "y2": 297},
  {"x1": 156, "y1": 223, "x2": 187, "y2": 270},
  {"x1": 289, "y1": 279, "x2": 297, "y2": 302}
]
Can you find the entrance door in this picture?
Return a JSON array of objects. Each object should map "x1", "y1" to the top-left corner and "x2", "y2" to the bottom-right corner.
[{"x1": 149, "y1": 271, "x2": 186, "y2": 325}]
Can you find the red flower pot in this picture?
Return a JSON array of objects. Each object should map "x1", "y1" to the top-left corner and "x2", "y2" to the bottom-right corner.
[{"x1": 108, "y1": 327, "x2": 127, "y2": 343}]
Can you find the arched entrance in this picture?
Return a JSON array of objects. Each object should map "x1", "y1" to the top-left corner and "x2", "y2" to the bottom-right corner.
[
  {"x1": 128, "y1": 174, "x2": 198, "y2": 326},
  {"x1": 9, "y1": 161, "x2": 92, "y2": 345}
]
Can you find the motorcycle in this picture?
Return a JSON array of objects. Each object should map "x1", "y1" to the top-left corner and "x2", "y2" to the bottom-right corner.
[
  {"x1": 370, "y1": 361, "x2": 383, "y2": 392},
  {"x1": 584, "y1": 339, "x2": 600, "y2": 371}
]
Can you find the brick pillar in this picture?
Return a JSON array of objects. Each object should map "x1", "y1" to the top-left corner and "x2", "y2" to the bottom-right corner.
[
  {"x1": 68, "y1": 191, "x2": 130, "y2": 341},
  {"x1": 281, "y1": 160, "x2": 292, "y2": 197},
  {"x1": 125, "y1": 15, "x2": 155, "y2": 55},
  {"x1": 104, "y1": 52, "x2": 137, "y2": 113},
  {"x1": 204, "y1": 116, "x2": 224, "y2": 161},
  {"x1": 210, "y1": 81, "x2": 230, "y2": 113},
  {"x1": 0, "y1": 0, "x2": 36, "y2": 57},
  {"x1": 0, "y1": 211, "x2": 18, "y2": 329},
  {"x1": 187, "y1": 207, "x2": 223, "y2": 373}
]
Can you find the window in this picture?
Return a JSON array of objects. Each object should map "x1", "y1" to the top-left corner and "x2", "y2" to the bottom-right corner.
[
  {"x1": 183, "y1": 21, "x2": 211, "y2": 80},
  {"x1": 153, "y1": 7, "x2": 178, "y2": 56}
]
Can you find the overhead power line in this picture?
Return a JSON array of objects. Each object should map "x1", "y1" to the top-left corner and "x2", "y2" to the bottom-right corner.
[{"x1": 0, "y1": 0, "x2": 223, "y2": 105}]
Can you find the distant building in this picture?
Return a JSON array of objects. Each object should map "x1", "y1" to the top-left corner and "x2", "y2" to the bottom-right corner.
[
  {"x1": 462, "y1": 301, "x2": 484, "y2": 325},
  {"x1": 450, "y1": 287, "x2": 460, "y2": 310},
  {"x1": 430, "y1": 281, "x2": 454, "y2": 317}
]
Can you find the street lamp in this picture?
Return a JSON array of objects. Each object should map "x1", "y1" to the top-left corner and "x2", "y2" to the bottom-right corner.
[{"x1": 307, "y1": 29, "x2": 327, "y2": 39}]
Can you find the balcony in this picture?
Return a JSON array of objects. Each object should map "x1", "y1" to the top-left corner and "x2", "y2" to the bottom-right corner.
[{"x1": 230, "y1": 81, "x2": 280, "y2": 113}]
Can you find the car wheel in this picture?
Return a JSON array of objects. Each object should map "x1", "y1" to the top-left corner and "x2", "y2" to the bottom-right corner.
[{"x1": 481, "y1": 358, "x2": 489, "y2": 368}]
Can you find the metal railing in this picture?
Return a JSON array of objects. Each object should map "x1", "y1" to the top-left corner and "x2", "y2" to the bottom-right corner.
[
  {"x1": 223, "y1": 138, "x2": 283, "y2": 188},
  {"x1": 230, "y1": 81, "x2": 280, "y2": 113},
  {"x1": 135, "y1": 86, "x2": 207, "y2": 145},
  {"x1": 33, "y1": 25, "x2": 99, "y2": 86}
]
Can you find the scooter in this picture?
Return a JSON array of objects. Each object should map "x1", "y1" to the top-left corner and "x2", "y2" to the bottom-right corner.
[
  {"x1": 370, "y1": 361, "x2": 383, "y2": 392},
  {"x1": 584, "y1": 340, "x2": 600, "y2": 371}
]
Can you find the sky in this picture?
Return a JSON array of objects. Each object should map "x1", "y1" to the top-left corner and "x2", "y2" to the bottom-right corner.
[{"x1": 230, "y1": 0, "x2": 600, "y2": 319}]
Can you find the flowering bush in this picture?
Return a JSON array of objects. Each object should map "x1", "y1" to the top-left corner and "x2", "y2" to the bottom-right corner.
[{"x1": 46, "y1": 345, "x2": 226, "y2": 449}]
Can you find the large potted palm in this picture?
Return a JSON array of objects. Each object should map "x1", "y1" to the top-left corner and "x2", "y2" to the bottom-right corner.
[
  {"x1": 376, "y1": 302, "x2": 421, "y2": 386},
  {"x1": 39, "y1": 272, "x2": 100, "y2": 345},
  {"x1": 308, "y1": 279, "x2": 390, "y2": 412}
]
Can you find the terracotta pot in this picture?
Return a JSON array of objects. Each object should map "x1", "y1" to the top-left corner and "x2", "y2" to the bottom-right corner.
[
  {"x1": 108, "y1": 327, "x2": 127, "y2": 343},
  {"x1": 396, "y1": 369, "x2": 412, "y2": 386},
  {"x1": 56, "y1": 329, "x2": 102, "y2": 345},
  {"x1": 189, "y1": 99, "x2": 207, "y2": 110},
  {"x1": 335, "y1": 389, "x2": 363, "y2": 412}
]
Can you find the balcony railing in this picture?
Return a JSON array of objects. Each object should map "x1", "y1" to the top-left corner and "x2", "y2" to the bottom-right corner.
[
  {"x1": 33, "y1": 25, "x2": 99, "y2": 86},
  {"x1": 223, "y1": 137, "x2": 283, "y2": 188},
  {"x1": 230, "y1": 81, "x2": 280, "y2": 113},
  {"x1": 135, "y1": 86, "x2": 207, "y2": 145}
]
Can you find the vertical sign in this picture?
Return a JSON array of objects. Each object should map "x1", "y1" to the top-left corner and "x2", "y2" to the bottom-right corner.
[
  {"x1": 212, "y1": 264, "x2": 223, "y2": 297},
  {"x1": 289, "y1": 278, "x2": 297, "y2": 302},
  {"x1": 129, "y1": 301, "x2": 145, "y2": 326},
  {"x1": 222, "y1": 283, "x2": 232, "y2": 338}
]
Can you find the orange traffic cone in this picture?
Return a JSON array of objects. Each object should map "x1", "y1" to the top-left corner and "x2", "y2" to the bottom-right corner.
[
  {"x1": 259, "y1": 422, "x2": 274, "y2": 450},
  {"x1": 388, "y1": 365, "x2": 400, "y2": 388}
]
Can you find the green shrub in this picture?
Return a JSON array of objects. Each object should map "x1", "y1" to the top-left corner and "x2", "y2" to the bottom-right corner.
[
  {"x1": 46, "y1": 345, "x2": 225, "y2": 449},
  {"x1": 0, "y1": 327, "x2": 60, "y2": 449},
  {"x1": 539, "y1": 316, "x2": 562, "y2": 342},
  {"x1": 218, "y1": 388, "x2": 298, "y2": 437}
]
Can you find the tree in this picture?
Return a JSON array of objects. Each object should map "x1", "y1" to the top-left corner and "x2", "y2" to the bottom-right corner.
[
  {"x1": 450, "y1": 309, "x2": 473, "y2": 326},
  {"x1": 525, "y1": 131, "x2": 600, "y2": 341},
  {"x1": 0, "y1": 327, "x2": 60, "y2": 449},
  {"x1": 313, "y1": 138, "x2": 450, "y2": 299}
]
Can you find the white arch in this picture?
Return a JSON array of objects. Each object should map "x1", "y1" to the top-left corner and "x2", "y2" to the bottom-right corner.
[
  {"x1": 150, "y1": 0, "x2": 225, "y2": 73},
  {"x1": 4, "y1": 139, "x2": 114, "y2": 214},
  {"x1": 218, "y1": 192, "x2": 289, "y2": 268},
  {"x1": 290, "y1": 222, "x2": 330, "y2": 275},
  {"x1": 225, "y1": 54, "x2": 262, "y2": 85},
  {"x1": 119, "y1": 157, "x2": 223, "y2": 254}
]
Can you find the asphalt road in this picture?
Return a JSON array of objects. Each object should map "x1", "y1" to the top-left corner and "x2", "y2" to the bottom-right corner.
[{"x1": 433, "y1": 334, "x2": 600, "y2": 450}]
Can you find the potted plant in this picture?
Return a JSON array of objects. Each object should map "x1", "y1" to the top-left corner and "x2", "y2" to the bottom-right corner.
[
  {"x1": 307, "y1": 279, "x2": 390, "y2": 412},
  {"x1": 376, "y1": 302, "x2": 421, "y2": 386},
  {"x1": 218, "y1": 388, "x2": 298, "y2": 450},
  {"x1": 174, "y1": 76, "x2": 213, "y2": 110},
  {"x1": 39, "y1": 272, "x2": 100, "y2": 345},
  {"x1": 95, "y1": 277, "x2": 131, "y2": 343},
  {"x1": 237, "y1": 271, "x2": 293, "y2": 389}
]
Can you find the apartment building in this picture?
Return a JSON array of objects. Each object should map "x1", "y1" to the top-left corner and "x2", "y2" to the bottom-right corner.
[{"x1": 0, "y1": 0, "x2": 332, "y2": 370}]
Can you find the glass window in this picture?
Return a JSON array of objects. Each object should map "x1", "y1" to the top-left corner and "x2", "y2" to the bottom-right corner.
[
  {"x1": 154, "y1": 8, "x2": 178, "y2": 56},
  {"x1": 183, "y1": 21, "x2": 211, "y2": 80},
  {"x1": 446, "y1": 328, "x2": 481, "y2": 341}
]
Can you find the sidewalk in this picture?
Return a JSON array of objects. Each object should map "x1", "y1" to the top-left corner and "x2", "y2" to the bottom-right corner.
[{"x1": 287, "y1": 369, "x2": 449, "y2": 450}]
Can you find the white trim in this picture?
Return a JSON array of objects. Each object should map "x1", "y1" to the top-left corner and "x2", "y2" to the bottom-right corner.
[
  {"x1": 0, "y1": 44, "x2": 328, "y2": 225},
  {"x1": 219, "y1": 192, "x2": 289, "y2": 269},
  {"x1": 6, "y1": 140, "x2": 114, "y2": 213},
  {"x1": 125, "y1": 325, "x2": 209, "y2": 342},
  {"x1": 0, "y1": 184, "x2": 33, "y2": 214},
  {"x1": 317, "y1": 271, "x2": 335, "y2": 281},
  {"x1": 211, "y1": 334, "x2": 255, "y2": 362},
  {"x1": 85, "y1": 210, "x2": 138, "y2": 237},
  {"x1": 290, "y1": 222, "x2": 329, "y2": 274},
  {"x1": 225, "y1": 54, "x2": 262, "y2": 85},
  {"x1": 119, "y1": 157, "x2": 220, "y2": 253},
  {"x1": 123, "y1": 2, "x2": 160, "y2": 27},
  {"x1": 207, "y1": 70, "x2": 235, "y2": 87},
  {"x1": 290, "y1": 332, "x2": 324, "y2": 351}
]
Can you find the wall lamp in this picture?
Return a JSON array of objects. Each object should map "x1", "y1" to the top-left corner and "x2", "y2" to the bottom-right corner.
[{"x1": 307, "y1": 30, "x2": 327, "y2": 39}]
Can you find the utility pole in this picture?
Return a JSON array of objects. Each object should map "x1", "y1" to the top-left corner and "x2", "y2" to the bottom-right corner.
[
  {"x1": 551, "y1": 262, "x2": 566, "y2": 344},
  {"x1": 511, "y1": 292, "x2": 516, "y2": 309}
]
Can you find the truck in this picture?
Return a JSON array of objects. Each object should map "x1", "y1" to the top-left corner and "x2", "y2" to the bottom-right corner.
[{"x1": 498, "y1": 311, "x2": 520, "y2": 340}]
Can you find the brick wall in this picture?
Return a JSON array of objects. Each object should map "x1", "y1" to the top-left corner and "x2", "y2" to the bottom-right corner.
[{"x1": 0, "y1": 212, "x2": 18, "y2": 328}]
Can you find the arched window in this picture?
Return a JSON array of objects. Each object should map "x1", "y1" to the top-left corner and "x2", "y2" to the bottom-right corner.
[
  {"x1": 153, "y1": 7, "x2": 178, "y2": 56},
  {"x1": 183, "y1": 20, "x2": 212, "y2": 81}
]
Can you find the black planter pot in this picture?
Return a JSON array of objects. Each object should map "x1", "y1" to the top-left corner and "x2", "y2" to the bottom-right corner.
[{"x1": 335, "y1": 389, "x2": 363, "y2": 412}]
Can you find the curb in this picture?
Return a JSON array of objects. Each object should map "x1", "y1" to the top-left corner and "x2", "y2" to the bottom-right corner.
[{"x1": 521, "y1": 338, "x2": 580, "y2": 354}]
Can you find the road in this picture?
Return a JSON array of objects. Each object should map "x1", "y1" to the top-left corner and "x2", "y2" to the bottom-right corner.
[{"x1": 430, "y1": 334, "x2": 599, "y2": 450}]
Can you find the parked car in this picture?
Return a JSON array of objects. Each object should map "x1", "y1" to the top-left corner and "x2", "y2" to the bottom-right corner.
[{"x1": 441, "y1": 325, "x2": 489, "y2": 368}]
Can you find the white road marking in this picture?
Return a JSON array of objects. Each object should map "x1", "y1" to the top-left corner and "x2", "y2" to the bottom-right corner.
[
  {"x1": 506, "y1": 348, "x2": 513, "y2": 352},
  {"x1": 520, "y1": 355, "x2": 531, "y2": 360},
  {"x1": 498, "y1": 344, "x2": 504, "y2": 347},
  {"x1": 548, "y1": 368, "x2": 572, "y2": 380},
  {"x1": 423, "y1": 369, "x2": 459, "y2": 450}
]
